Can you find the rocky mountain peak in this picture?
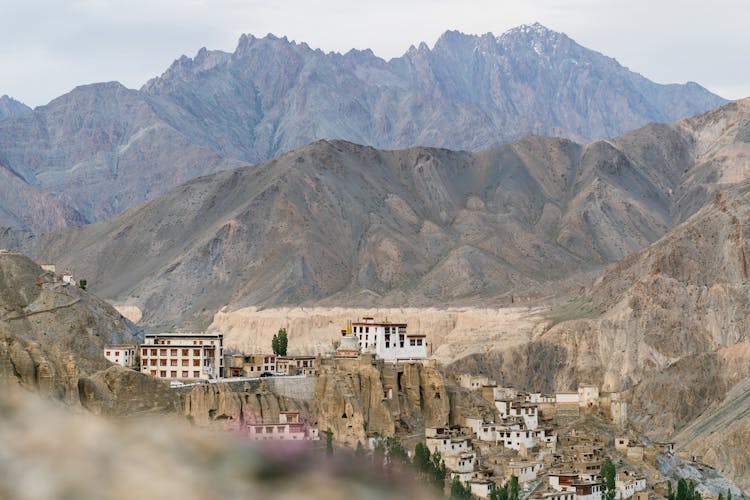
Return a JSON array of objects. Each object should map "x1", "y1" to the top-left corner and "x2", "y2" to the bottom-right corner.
[{"x1": 0, "y1": 95, "x2": 32, "y2": 120}]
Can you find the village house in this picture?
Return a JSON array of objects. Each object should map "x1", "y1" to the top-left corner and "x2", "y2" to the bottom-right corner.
[
  {"x1": 577, "y1": 384, "x2": 600, "y2": 408},
  {"x1": 549, "y1": 471, "x2": 580, "y2": 492},
  {"x1": 243, "y1": 354, "x2": 277, "y2": 375},
  {"x1": 246, "y1": 411, "x2": 319, "y2": 441},
  {"x1": 444, "y1": 450, "x2": 478, "y2": 474},
  {"x1": 573, "y1": 481, "x2": 602, "y2": 500},
  {"x1": 468, "y1": 479, "x2": 494, "y2": 499},
  {"x1": 103, "y1": 344, "x2": 137, "y2": 367},
  {"x1": 276, "y1": 355, "x2": 318, "y2": 376},
  {"x1": 495, "y1": 399, "x2": 539, "y2": 430},
  {"x1": 539, "y1": 491, "x2": 575, "y2": 500},
  {"x1": 507, "y1": 460, "x2": 543, "y2": 484},
  {"x1": 615, "y1": 471, "x2": 647, "y2": 499},
  {"x1": 140, "y1": 332, "x2": 223, "y2": 380},
  {"x1": 459, "y1": 374, "x2": 496, "y2": 390}
]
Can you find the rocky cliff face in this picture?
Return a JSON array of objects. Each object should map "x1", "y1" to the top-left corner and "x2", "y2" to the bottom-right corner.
[
  {"x1": 314, "y1": 358, "x2": 451, "y2": 446},
  {"x1": 179, "y1": 358, "x2": 451, "y2": 448},
  {"x1": 20, "y1": 99, "x2": 750, "y2": 330},
  {"x1": 0, "y1": 24, "x2": 725, "y2": 230}
]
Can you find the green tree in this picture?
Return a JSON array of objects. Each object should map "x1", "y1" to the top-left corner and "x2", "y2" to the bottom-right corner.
[
  {"x1": 601, "y1": 457, "x2": 617, "y2": 500},
  {"x1": 667, "y1": 481, "x2": 675, "y2": 500},
  {"x1": 718, "y1": 493, "x2": 724, "y2": 500},
  {"x1": 325, "y1": 428, "x2": 333, "y2": 457},
  {"x1": 355, "y1": 440, "x2": 365, "y2": 457},
  {"x1": 78, "y1": 279, "x2": 87, "y2": 290},
  {"x1": 271, "y1": 333, "x2": 279, "y2": 356},
  {"x1": 430, "y1": 449, "x2": 447, "y2": 489},
  {"x1": 277, "y1": 328, "x2": 288, "y2": 356},
  {"x1": 508, "y1": 475, "x2": 520, "y2": 500},
  {"x1": 384, "y1": 436, "x2": 409, "y2": 467},
  {"x1": 450, "y1": 476, "x2": 472, "y2": 499},
  {"x1": 413, "y1": 442, "x2": 431, "y2": 473},
  {"x1": 490, "y1": 483, "x2": 509, "y2": 500},
  {"x1": 727, "y1": 490, "x2": 732, "y2": 500},
  {"x1": 676, "y1": 478, "x2": 688, "y2": 500}
]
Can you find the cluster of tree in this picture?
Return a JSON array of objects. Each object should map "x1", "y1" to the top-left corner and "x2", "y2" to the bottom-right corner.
[
  {"x1": 412, "y1": 442, "x2": 448, "y2": 490},
  {"x1": 601, "y1": 457, "x2": 616, "y2": 500},
  {"x1": 717, "y1": 490, "x2": 733, "y2": 500},
  {"x1": 449, "y1": 474, "x2": 520, "y2": 500},
  {"x1": 271, "y1": 328, "x2": 288, "y2": 356},
  {"x1": 666, "y1": 478, "x2": 706, "y2": 500}
]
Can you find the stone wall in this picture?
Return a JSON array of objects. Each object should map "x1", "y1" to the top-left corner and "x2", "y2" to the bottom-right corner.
[{"x1": 264, "y1": 376, "x2": 317, "y2": 401}]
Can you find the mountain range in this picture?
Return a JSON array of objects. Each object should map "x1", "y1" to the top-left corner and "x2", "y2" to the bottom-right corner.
[
  {"x1": 0, "y1": 23, "x2": 726, "y2": 231},
  {"x1": 15, "y1": 98, "x2": 749, "y2": 330}
]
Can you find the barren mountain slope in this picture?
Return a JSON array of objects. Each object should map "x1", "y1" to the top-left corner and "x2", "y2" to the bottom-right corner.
[
  {"x1": 0, "y1": 82, "x2": 245, "y2": 225},
  {"x1": 14, "y1": 99, "x2": 749, "y2": 330},
  {"x1": 28, "y1": 138, "x2": 594, "y2": 328}
]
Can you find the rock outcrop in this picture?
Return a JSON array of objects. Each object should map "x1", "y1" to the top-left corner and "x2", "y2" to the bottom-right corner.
[
  {"x1": 0, "y1": 251, "x2": 139, "y2": 404},
  {"x1": 315, "y1": 357, "x2": 450, "y2": 446}
]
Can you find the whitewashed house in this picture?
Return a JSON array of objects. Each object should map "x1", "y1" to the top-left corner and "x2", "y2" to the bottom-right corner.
[
  {"x1": 103, "y1": 345, "x2": 137, "y2": 367},
  {"x1": 348, "y1": 317, "x2": 429, "y2": 361}
]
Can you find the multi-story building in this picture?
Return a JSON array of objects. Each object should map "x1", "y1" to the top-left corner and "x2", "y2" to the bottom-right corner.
[
  {"x1": 347, "y1": 317, "x2": 429, "y2": 360},
  {"x1": 103, "y1": 344, "x2": 137, "y2": 367},
  {"x1": 140, "y1": 332, "x2": 223, "y2": 380}
]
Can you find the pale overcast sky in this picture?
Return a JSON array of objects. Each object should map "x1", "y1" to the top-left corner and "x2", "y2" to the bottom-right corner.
[{"x1": 1, "y1": 0, "x2": 748, "y2": 107}]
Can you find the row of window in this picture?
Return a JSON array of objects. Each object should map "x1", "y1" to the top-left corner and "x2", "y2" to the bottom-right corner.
[
  {"x1": 147, "y1": 369, "x2": 202, "y2": 378},
  {"x1": 141, "y1": 348, "x2": 206, "y2": 357},
  {"x1": 145, "y1": 358, "x2": 206, "y2": 367},
  {"x1": 149, "y1": 339, "x2": 217, "y2": 346}
]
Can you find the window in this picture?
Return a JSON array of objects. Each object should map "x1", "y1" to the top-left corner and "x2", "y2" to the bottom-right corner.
[
  {"x1": 160, "y1": 359, "x2": 167, "y2": 366},
  {"x1": 171, "y1": 359, "x2": 177, "y2": 366},
  {"x1": 170, "y1": 371, "x2": 177, "y2": 378},
  {"x1": 106, "y1": 351, "x2": 110, "y2": 356},
  {"x1": 410, "y1": 339, "x2": 416, "y2": 346},
  {"x1": 171, "y1": 349, "x2": 177, "y2": 356},
  {"x1": 182, "y1": 349, "x2": 189, "y2": 356},
  {"x1": 182, "y1": 359, "x2": 189, "y2": 366},
  {"x1": 151, "y1": 349, "x2": 157, "y2": 356},
  {"x1": 151, "y1": 370, "x2": 156, "y2": 376},
  {"x1": 150, "y1": 359, "x2": 157, "y2": 366},
  {"x1": 159, "y1": 349, "x2": 167, "y2": 356},
  {"x1": 193, "y1": 371, "x2": 200, "y2": 378},
  {"x1": 182, "y1": 371, "x2": 188, "y2": 378},
  {"x1": 160, "y1": 371, "x2": 166, "y2": 377},
  {"x1": 193, "y1": 359, "x2": 200, "y2": 366},
  {"x1": 193, "y1": 349, "x2": 200, "y2": 356}
]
